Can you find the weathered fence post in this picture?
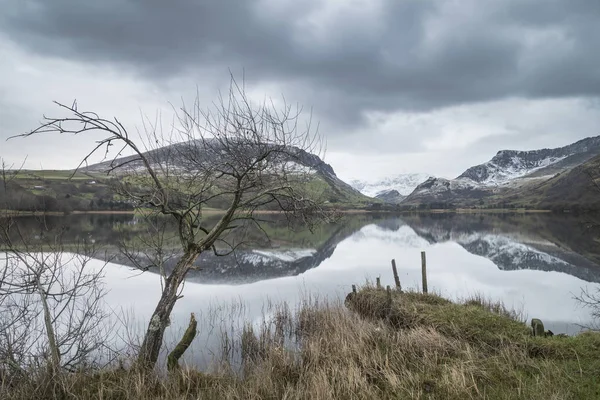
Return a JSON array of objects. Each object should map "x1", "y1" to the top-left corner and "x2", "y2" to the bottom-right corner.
[
  {"x1": 421, "y1": 251, "x2": 428, "y2": 294},
  {"x1": 386, "y1": 285, "x2": 392, "y2": 316},
  {"x1": 391, "y1": 259, "x2": 401, "y2": 292},
  {"x1": 376, "y1": 277, "x2": 381, "y2": 289},
  {"x1": 352, "y1": 284, "x2": 357, "y2": 294}
]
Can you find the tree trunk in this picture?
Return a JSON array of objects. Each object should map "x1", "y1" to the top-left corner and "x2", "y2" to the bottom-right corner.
[
  {"x1": 37, "y1": 281, "x2": 61, "y2": 374},
  {"x1": 167, "y1": 313, "x2": 197, "y2": 372},
  {"x1": 136, "y1": 248, "x2": 200, "y2": 370}
]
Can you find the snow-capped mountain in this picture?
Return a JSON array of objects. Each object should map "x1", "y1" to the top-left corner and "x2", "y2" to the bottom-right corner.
[
  {"x1": 457, "y1": 136, "x2": 600, "y2": 185},
  {"x1": 403, "y1": 176, "x2": 489, "y2": 204},
  {"x1": 410, "y1": 177, "x2": 480, "y2": 196},
  {"x1": 402, "y1": 136, "x2": 600, "y2": 207},
  {"x1": 350, "y1": 173, "x2": 431, "y2": 198}
]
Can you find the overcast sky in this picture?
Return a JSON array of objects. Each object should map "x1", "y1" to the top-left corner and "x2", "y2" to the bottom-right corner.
[{"x1": 1, "y1": 0, "x2": 599, "y2": 181}]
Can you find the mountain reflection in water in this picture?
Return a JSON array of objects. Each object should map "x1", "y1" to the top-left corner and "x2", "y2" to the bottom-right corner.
[
  {"x1": 4, "y1": 212, "x2": 600, "y2": 285},
  {"x1": 4, "y1": 211, "x2": 600, "y2": 362}
]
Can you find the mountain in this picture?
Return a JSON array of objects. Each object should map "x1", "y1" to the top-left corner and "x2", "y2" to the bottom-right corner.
[
  {"x1": 82, "y1": 139, "x2": 337, "y2": 176},
  {"x1": 4, "y1": 141, "x2": 371, "y2": 213},
  {"x1": 402, "y1": 136, "x2": 600, "y2": 209},
  {"x1": 512, "y1": 153, "x2": 600, "y2": 211},
  {"x1": 457, "y1": 136, "x2": 600, "y2": 185},
  {"x1": 403, "y1": 177, "x2": 490, "y2": 206},
  {"x1": 350, "y1": 173, "x2": 431, "y2": 198},
  {"x1": 82, "y1": 140, "x2": 372, "y2": 208},
  {"x1": 374, "y1": 189, "x2": 404, "y2": 203}
]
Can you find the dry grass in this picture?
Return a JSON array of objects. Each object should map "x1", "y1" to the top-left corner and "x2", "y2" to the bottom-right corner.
[{"x1": 2, "y1": 287, "x2": 599, "y2": 399}]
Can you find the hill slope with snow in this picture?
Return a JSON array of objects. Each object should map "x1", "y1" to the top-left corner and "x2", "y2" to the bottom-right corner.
[
  {"x1": 401, "y1": 136, "x2": 600, "y2": 208},
  {"x1": 457, "y1": 136, "x2": 600, "y2": 185}
]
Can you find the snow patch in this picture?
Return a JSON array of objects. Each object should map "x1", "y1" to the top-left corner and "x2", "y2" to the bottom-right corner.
[
  {"x1": 479, "y1": 155, "x2": 568, "y2": 185},
  {"x1": 350, "y1": 173, "x2": 431, "y2": 197},
  {"x1": 243, "y1": 249, "x2": 317, "y2": 266}
]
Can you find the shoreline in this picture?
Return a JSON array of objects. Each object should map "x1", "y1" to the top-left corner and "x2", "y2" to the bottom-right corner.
[
  {"x1": 0, "y1": 207, "x2": 560, "y2": 217},
  {"x1": 3, "y1": 287, "x2": 598, "y2": 399}
]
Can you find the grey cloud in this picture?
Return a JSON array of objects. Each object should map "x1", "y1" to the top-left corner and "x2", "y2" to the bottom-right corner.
[
  {"x1": 2, "y1": 0, "x2": 599, "y2": 124},
  {"x1": 1, "y1": 0, "x2": 600, "y2": 178}
]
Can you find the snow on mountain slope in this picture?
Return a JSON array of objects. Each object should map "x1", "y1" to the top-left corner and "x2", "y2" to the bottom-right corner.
[
  {"x1": 410, "y1": 177, "x2": 481, "y2": 196},
  {"x1": 400, "y1": 136, "x2": 600, "y2": 205},
  {"x1": 458, "y1": 136, "x2": 600, "y2": 185},
  {"x1": 458, "y1": 152, "x2": 568, "y2": 185},
  {"x1": 402, "y1": 176, "x2": 492, "y2": 205},
  {"x1": 350, "y1": 173, "x2": 431, "y2": 197}
]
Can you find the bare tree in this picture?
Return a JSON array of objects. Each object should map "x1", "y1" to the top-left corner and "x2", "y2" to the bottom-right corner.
[
  {"x1": 574, "y1": 287, "x2": 600, "y2": 331},
  {"x1": 15, "y1": 78, "x2": 335, "y2": 369},
  {"x1": 572, "y1": 171, "x2": 600, "y2": 329},
  {"x1": 0, "y1": 165, "x2": 111, "y2": 377}
]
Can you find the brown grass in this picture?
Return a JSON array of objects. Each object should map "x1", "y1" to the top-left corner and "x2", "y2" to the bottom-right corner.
[{"x1": 2, "y1": 288, "x2": 599, "y2": 399}]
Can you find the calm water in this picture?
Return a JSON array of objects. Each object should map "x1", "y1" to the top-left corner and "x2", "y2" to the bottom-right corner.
[{"x1": 5, "y1": 212, "x2": 600, "y2": 366}]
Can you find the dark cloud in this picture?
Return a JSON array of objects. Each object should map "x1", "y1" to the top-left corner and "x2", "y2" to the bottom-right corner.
[
  {"x1": 1, "y1": 0, "x2": 600, "y2": 178},
  {"x1": 2, "y1": 0, "x2": 599, "y2": 126}
]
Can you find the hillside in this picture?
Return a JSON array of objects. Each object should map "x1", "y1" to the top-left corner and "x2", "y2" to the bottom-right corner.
[
  {"x1": 1, "y1": 143, "x2": 373, "y2": 212},
  {"x1": 511, "y1": 153, "x2": 600, "y2": 211},
  {"x1": 400, "y1": 136, "x2": 600, "y2": 210},
  {"x1": 0, "y1": 170, "x2": 128, "y2": 213},
  {"x1": 458, "y1": 136, "x2": 600, "y2": 185},
  {"x1": 374, "y1": 189, "x2": 404, "y2": 203},
  {"x1": 79, "y1": 140, "x2": 372, "y2": 209}
]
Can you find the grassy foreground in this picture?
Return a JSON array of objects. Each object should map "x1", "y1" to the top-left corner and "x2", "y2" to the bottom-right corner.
[{"x1": 2, "y1": 288, "x2": 599, "y2": 399}]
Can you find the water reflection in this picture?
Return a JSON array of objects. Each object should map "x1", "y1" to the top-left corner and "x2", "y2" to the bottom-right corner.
[
  {"x1": 3, "y1": 212, "x2": 600, "y2": 362},
  {"x1": 6, "y1": 213, "x2": 600, "y2": 285},
  {"x1": 403, "y1": 213, "x2": 600, "y2": 284}
]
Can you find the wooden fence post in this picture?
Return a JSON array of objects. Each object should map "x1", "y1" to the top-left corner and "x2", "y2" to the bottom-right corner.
[
  {"x1": 421, "y1": 251, "x2": 428, "y2": 294},
  {"x1": 391, "y1": 259, "x2": 401, "y2": 291},
  {"x1": 376, "y1": 277, "x2": 381, "y2": 289},
  {"x1": 352, "y1": 284, "x2": 357, "y2": 294},
  {"x1": 386, "y1": 285, "x2": 392, "y2": 316}
]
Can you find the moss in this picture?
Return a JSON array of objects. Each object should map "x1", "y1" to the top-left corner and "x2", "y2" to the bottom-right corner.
[
  {"x1": 345, "y1": 287, "x2": 600, "y2": 398},
  {"x1": 347, "y1": 288, "x2": 530, "y2": 348}
]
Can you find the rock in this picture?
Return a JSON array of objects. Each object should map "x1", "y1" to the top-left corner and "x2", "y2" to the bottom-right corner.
[
  {"x1": 531, "y1": 318, "x2": 545, "y2": 337},
  {"x1": 344, "y1": 291, "x2": 356, "y2": 308}
]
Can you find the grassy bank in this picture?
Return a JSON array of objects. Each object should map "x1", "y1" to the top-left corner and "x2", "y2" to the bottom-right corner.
[{"x1": 2, "y1": 288, "x2": 599, "y2": 399}]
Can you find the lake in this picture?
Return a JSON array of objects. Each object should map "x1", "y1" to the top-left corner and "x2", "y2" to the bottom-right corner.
[{"x1": 4, "y1": 212, "x2": 600, "y2": 367}]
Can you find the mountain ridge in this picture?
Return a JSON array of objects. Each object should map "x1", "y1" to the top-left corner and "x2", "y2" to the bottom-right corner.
[
  {"x1": 457, "y1": 136, "x2": 600, "y2": 185},
  {"x1": 401, "y1": 135, "x2": 600, "y2": 209}
]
